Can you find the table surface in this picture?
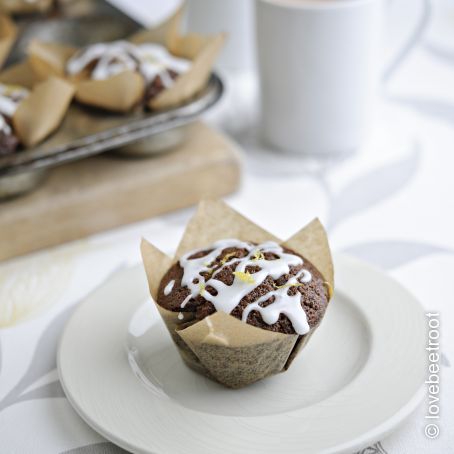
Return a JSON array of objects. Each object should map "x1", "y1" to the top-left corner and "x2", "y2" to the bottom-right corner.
[{"x1": 1, "y1": 1, "x2": 453, "y2": 453}]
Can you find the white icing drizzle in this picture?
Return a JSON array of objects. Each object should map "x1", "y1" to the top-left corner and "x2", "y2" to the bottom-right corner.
[
  {"x1": 178, "y1": 239, "x2": 313, "y2": 335},
  {"x1": 138, "y1": 43, "x2": 189, "y2": 82},
  {"x1": 241, "y1": 268, "x2": 311, "y2": 335},
  {"x1": 0, "y1": 84, "x2": 29, "y2": 134},
  {"x1": 164, "y1": 279, "x2": 175, "y2": 296},
  {"x1": 66, "y1": 40, "x2": 190, "y2": 84},
  {"x1": 0, "y1": 115, "x2": 11, "y2": 135}
]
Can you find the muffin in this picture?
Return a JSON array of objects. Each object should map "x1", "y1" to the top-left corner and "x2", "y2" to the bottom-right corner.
[
  {"x1": 27, "y1": 11, "x2": 225, "y2": 113},
  {"x1": 66, "y1": 41, "x2": 189, "y2": 105},
  {"x1": 157, "y1": 240, "x2": 329, "y2": 336},
  {"x1": 141, "y1": 200, "x2": 334, "y2": 388},
  {"x1": 0, "y1": 78, "x2": 74, "y2": 153}
]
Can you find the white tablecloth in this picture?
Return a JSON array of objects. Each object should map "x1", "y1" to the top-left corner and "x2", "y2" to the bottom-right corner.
[{"x1": 0, "y1": 0, "x2": 453, "y2": 453}]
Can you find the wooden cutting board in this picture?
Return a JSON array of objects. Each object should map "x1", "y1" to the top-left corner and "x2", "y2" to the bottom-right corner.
[{"x1": 0, "y1": 122, "x2": 242, "y2": 261}]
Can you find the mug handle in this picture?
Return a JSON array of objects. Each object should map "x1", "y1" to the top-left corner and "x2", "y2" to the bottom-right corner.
[{"x1": 382, "y1": 0, "x2": 431, "y2": 82}]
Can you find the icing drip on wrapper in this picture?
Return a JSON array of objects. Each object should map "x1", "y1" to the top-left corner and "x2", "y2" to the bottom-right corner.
[
  {"x1": 163, "y1": 279, "x2": 175, "y2": 296},
  {"x1": 66, "y1": 40, "x2": 190, "y2": 85},
  {"x1": 177, "y1": 239, "x2": 313, "y2": 335}
]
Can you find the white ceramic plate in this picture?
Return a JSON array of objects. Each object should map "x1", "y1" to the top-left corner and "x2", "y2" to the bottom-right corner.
[{"x1": 58, "y1": 254, "x2": 426, "y2": 454}]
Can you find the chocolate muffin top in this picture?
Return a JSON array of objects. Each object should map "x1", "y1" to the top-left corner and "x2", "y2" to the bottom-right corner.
[
  {"x1": 157, "y1": 239, "x2": 330, "y2": 335},
  {"x1": 66, "y1": 41, "x2": 189, "y2": 102}
]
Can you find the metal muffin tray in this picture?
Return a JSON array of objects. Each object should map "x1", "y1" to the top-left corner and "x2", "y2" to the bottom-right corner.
[{"x1": 0, "y1": 2, "x2": 224, "y2": 199}]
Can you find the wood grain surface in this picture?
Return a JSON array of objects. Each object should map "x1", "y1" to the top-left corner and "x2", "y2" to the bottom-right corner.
[{"x1": 0, "y1": 122, "x2": 242, "y2": 261}]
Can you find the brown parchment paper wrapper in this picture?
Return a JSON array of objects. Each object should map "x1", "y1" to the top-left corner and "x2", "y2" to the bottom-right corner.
[
  {"x1": 13, "y1": 77, "x2": 75, "y2": 147},
  {"x1": 0, "y1": 63, "x2": 75, "y2": 147},
  {"x1": 141, "y1": 199, "x2": 334, "y2": 389},
  {"x1": 27, "y1": 8, "x2": 225, "y2": 113},
  {"x1": 0, "y1": 60, "x2": 36, "y2": 88},
  {"x1": 0, "y1": 14, "x2": 16, "y2": 69}
]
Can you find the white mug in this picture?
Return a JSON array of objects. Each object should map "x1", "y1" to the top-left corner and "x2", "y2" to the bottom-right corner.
[
  {"x1": 184, "y1": 0, "x2": 256, "y2": 72},
  {"x1": 256, "y1": 0, "x2": 426, "y2": 154}
]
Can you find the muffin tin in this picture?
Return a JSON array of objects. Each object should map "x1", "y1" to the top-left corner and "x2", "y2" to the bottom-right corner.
[{"x1": 0, "y1": 1, "x2": 224, "y2": 199}]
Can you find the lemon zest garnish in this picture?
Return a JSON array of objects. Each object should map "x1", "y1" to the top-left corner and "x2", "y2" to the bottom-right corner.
[
  {"x1": 202, "y1": 262, "x2": 215, "y2": 276},
  {"x1": 199, "y1": 282, "x2": 206, "y2": 295},
  {"x1": 251, "y1": 250, "x2": 265, "y2": 261},
  {"x1": 202, "y1": 253, "x2": 238, "y2": 278},
  {"x1": 220, "y1": 252, "x2": 237, "y2": 265},
  {"x1": 273, "y1": 281, "x2": 306, "y2": 290},
  {"x1": 233, "y1": 271, "x2": 255, "y2": 284},
  {"x1": 201, "y1": 261, "x2": 217, "y2": 278}
]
